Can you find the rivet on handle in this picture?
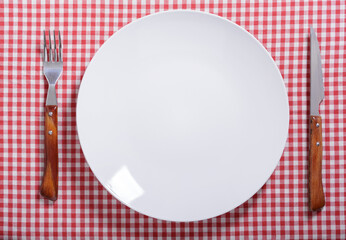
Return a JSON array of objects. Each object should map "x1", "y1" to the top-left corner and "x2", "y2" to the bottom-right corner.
[
  {"x1": 48, "y1": 130, "x2": 53, "y2": 135},
  {"x1": 48, "y1": 112, "x2": 53, "y2": 116}
]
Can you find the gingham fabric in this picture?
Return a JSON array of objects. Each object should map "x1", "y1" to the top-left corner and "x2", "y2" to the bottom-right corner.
[{"x1": 0, "y1": 1, "x2": 345, "y2": 239}]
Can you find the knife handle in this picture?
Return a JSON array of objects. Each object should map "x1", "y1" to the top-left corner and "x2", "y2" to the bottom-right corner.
[
  {"x1": 40, "y1": 105, "x2": 58, "y2": 201},
  {"x1": 309, "y1": 115, "x2": 325, "y2": 211}
]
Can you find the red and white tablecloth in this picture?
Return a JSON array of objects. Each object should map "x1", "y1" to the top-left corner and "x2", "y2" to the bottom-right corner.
[{"x1": 1, "y1": 1, "x2": 345, "y2": 239}]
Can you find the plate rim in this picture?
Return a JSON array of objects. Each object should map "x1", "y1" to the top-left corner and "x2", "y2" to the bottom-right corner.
[{"x1": 76, "y1": 9, "x2": 290, "y2": 222}]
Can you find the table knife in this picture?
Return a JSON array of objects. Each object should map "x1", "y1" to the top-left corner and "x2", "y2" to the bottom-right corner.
[{"x1": 309, "y1": 27, "x2": 325, "y2": 211}]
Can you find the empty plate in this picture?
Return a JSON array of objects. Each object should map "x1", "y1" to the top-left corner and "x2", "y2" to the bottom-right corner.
[{"x1": 77, "y1": 10, "x2": 289, "y2": 221}]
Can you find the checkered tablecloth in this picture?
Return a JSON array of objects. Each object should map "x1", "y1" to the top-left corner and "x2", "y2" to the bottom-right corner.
[{"x1": 1, "y1": 0, "x2": 345, "y2": 239}]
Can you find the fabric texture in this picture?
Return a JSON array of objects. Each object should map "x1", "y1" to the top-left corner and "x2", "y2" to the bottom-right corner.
[{"x1": 0, "y1": 1, "x2": 345, "y2": 239}]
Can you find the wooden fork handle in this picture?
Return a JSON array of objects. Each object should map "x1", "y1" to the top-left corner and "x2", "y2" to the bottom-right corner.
[
  {"x1": 40, "y1": 105, "x2": 58, "y2": 201},
  {"x1": 309, "y1": 115, "x2": 325, "y2": 211}
]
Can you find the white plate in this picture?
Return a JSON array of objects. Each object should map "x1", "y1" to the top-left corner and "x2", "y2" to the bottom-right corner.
[{"x1": 77, "y1": 10, "x2": 289, "y2": 222}]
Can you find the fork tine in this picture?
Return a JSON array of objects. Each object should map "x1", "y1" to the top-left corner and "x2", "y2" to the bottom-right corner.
[
  {"x1": 58, "y1": 30, "x2": 62, "y2": 62},
  {"x1": 48, "y1": 30, "x2": 54, "y2": 62},
  {"x1": 43, "y1": 30, "x2": 47, "y2": 62},
  {"x1": 48, "y1": 30, "x2": 52, "y2": 62},
  {"x1": 53, "y1": 30, "x2": 57, "y2": 62}
]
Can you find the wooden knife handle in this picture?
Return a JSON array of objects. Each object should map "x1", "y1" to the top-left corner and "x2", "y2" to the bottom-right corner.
[
  {"x1": 40, "y1": 105, "x2": 58, "y2": 201},
  {"x1": 309, "y1": 115, "x2": 325, "y2": 210}
]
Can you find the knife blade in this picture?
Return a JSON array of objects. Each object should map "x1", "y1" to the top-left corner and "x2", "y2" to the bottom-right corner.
[{"x1": 309, "y1": 26, "x2": 325, "y2": 211}]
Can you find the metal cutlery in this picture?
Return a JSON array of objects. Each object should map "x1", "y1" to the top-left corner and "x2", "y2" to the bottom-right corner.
[
  {"x1": 40, "y1": 30, "x2": 63, "y2": 201},
  {"x1": 309, "y1": 27, "x2": 325, "y2": 211}
]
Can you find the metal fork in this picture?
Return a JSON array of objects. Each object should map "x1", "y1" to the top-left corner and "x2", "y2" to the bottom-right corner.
[{"x1": 40, "y1": 30, "x2": 63, "y2": 201}]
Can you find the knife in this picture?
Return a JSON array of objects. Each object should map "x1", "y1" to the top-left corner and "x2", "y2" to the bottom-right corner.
[{"x1": 309, "y1": 27, "x2": 325, "y2": 211}]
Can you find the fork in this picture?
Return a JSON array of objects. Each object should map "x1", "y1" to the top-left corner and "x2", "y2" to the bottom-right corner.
[{"x1": 40, "y1": 30, "x2": 63, "y2": 201}]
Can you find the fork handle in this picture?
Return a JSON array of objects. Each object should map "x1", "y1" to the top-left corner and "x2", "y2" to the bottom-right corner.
[{"x1": 40, "y1": 105, "x2": 58, "y2": 201}]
